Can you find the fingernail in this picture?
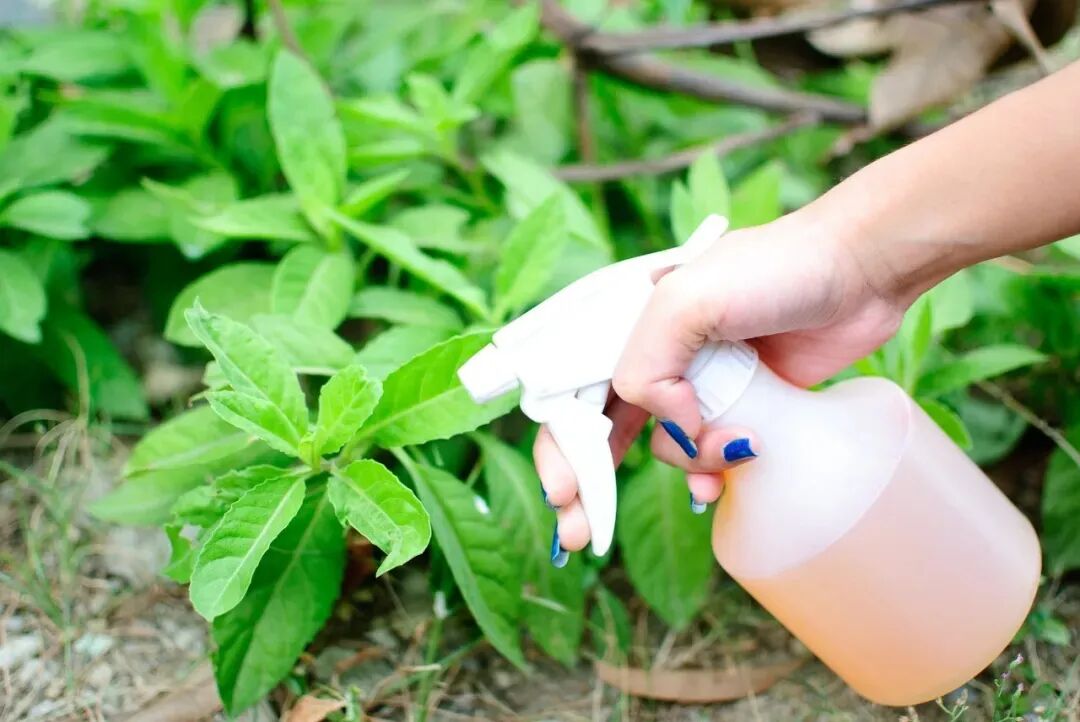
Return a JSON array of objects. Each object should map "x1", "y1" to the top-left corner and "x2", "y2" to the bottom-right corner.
[
  {"x1": 659, "y1": 420, "x2": 698, "y2": 458},
  {"x1": 690, "y1": 492, "x2": 707, "y2": 515},
  {"x1": 541, "y1": 485, "x2": 558, "y2": 511},
  {"x1": 723, "y1": 437, "x2": 757, "y2": 463},
  {"x1": 550, "y1": 524, "x2": 569, "y2": 568}
]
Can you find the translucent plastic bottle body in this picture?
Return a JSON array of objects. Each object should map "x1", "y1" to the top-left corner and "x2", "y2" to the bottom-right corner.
[{"x1": 692, "y1": 358, "x2": 1041, "y2": 706}]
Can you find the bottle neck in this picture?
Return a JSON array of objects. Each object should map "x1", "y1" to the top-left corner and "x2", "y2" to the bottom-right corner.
[{"x1": 714, "y1": 362, "x2": 818, "y2": 429}]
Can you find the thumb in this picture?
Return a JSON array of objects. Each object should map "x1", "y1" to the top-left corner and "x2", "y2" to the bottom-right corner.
[{"x1": 612, "y1": 265, "x2": 715, "y2": 457}]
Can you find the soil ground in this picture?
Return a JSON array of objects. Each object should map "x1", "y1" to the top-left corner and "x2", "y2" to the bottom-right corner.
[{"x1": 1, "y1": 421, "x2": 1077, "y2": 722}]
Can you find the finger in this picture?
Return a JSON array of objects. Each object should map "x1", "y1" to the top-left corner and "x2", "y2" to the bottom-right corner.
[
  {"x1": 534, "y1": 397, "x2": 651, "y2": 509},
  {"x1": 650, "y1": 425, "x2": 759, "y2": 473},
  {"x1": 555, "y1": 498, "x2": 590, "y2": 553},
  {"x1": 613, "y1": 266, "x2": 716, "y2": 460},
  {"x1": 687, "y1": 472, "x2": 725, "y2": 507},
  {"x1": 606, "y1": 397, "x2": 651, "y2": 466},
  {"x1": 534, "y1": 426, "x2": 577, "y2": 508}
]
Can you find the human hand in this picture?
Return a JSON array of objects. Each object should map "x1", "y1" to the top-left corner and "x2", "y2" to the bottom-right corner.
[{"x1": 534, "y1": 207, "x2": 906, "y2": 562}]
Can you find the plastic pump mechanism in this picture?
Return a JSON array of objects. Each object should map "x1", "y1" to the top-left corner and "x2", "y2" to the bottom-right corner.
[
  {"x1": 458, "y1": 215, "x2": 1042, "y2": 706},
  {"x1": 459, "y1": 215, "x2": 733, "y2": 556}
]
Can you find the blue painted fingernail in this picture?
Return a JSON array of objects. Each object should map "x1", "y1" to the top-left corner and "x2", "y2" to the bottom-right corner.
[
  {"x1": 723, "y1": 437, "x2": 756, "y2": 463},
  {"x1": 690, "y1": 492, "x2": 707, "y2": 515},
  {"x1": 550, "y1": 524, "x2": 569, "y2": 568},
  {"x1": 659, "y1": 420, "x2": 698, "y2": 458},
  {"x1": 541, "y1": 485, "x2": 558, "y2": 511}
]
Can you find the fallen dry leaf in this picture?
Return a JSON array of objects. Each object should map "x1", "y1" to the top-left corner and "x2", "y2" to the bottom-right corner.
[
  {"x1": 809, "y1": 1, "x2": 1033, "y2": 131},
  {"x1": 283, "y1": 694, "x2": 346, "y2": 722},
  {"x1": 594, "y1": 657, "x2": 805, "y2": 703},
  {"x1": 123, "y1": 662, "x2": 222, "y2": 722}
]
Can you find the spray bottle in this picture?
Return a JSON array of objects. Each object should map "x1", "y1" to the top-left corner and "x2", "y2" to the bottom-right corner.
[{"x1": 457, "y1": 215, "x2": 1040, "y2": 705}]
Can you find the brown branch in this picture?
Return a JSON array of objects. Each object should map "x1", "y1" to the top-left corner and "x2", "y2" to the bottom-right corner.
[
  {"x1": 572, "y1": 0, "x2": 982, "y2": 55},
  {"x1": 540, "y1": 0, "x2": 867, "y2": 124},
  {"x1": 572, "y1": 62, "x2": 597, "y2": 164},
  {"x1": 555, "y1": 112, "x2": 818, "y2": 182},
  {"x1": 268, "y1": 0, "x2": 306, "y2": 59}
]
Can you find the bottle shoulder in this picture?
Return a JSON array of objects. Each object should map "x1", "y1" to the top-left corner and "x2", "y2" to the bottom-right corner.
[{"x1": 712, "y1": 374, "x2": 916, "y2": 579}]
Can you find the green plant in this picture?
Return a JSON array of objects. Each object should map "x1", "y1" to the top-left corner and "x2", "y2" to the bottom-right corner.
[{"x1": 2, "y1": 0, "x2": 1079, "y2": 715}]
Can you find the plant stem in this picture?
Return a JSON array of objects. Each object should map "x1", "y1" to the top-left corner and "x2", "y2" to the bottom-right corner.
[{"x1": 414, "y1": 614, "x2": 445, "y2": 722}]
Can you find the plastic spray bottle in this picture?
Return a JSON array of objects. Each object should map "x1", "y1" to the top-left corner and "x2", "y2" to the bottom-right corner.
[{"x1": 457, "y1": 215, "x2": 1041, "y2": 705}]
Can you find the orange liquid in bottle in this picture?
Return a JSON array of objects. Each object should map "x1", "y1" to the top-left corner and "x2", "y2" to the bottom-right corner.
[{"x1": 705, "y1": 369, "x2": 1041, "y2": 705}]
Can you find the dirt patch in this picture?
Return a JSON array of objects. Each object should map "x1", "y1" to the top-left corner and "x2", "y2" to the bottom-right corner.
[{"x1": 1, "y1": 424, "x2": 1077, "y2": 721}]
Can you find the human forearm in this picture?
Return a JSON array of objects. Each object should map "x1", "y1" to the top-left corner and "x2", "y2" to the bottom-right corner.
[{"x1": 811, "y1": 60, "x2": 1080, "y2": 307}]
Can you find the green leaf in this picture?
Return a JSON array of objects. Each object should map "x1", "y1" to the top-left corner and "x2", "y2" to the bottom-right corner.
[
  {"x1": 918, "y1": 399, "x2": 973, "y2": 449},
  {"x1": 0, "y1": 118, "x2": 109, "y2": 190},
  {"x1": 329, "y1": 459, "x2": 430, "y2": 575},
  {"x1": 354, "y1": 325, "x2": 455, "y2": 380},
  {"x1": 124, "y1": 405, "x2": 256, "y2": 476},
  {"x1": 268, "y1": 50, "x2": 346, "y2": 237},
  {"x1": 90, "y1": 188, "x2": 169, "y2": 242},
  {"x1": 897, "y1": 294, "x2": 933, "y2": 392},
  {"x1": 206, "y1": 391, "x2": 305, "y2": 457},
  {"x1": 339, "y1": 169, "x2": 410, "y2": 218},
  {"x1": 249, "y1": 314, "x2": 354, "y2": 375},
  {"x1": 482, "y1": 149, "x2": 607, "y2": 252},
  {"x1": 165, "y1": 264, "x2": 275, "y2": 347},
  {"x1": 0, "y1": 249, "x2": 46, "y2": 343},
  {"x1": 1054, "y1": 233, "x2": 1080, "y2": 261},
  {"x1": 918, "y1": 345, "x2": 1047, "y2": 398},
  {"x1": 163, "y1": 523, "x2": 196, "y2": 583},
  {"x1": 672, "y1": 151, "x2": 730, "y2": 242},
  {"x1": 271, "y1": 246, "x2": 354, "y2": 329},
  {"x1": 589, "y1": 585, "x2": 632, "y2": 662},
  {"x1": 195, "y1": 194, "x2": 318, "y2": 244},
  {"x1": 331, "y1": 213, "x2": 489, "y2": 318},
  {"x1": 688, "y1": 150, "x2": 731, "y2": 220},
  {"x1": 185, "y1": 303, "x2": 308, "y2": 456},
  {"x1": 1042, "y1": 428, "x2": 1080, "y2": 573},
  {"x1": 348, "y1": 138, "x2": 427, "y2": 167},
  {"x1": 195, "y1": 39, "x2": 270, "y2": 89},
  {"x1": 494, "y1": 195, "x2": 568, "y2": 318},
  {"x1": 954, "y1": 394, "x2": 1026, "y2": 466},
  {"x1": 509, "y1": 60, "x2": 571, "y2": 164},
  {"x1": 349, "y1": 288, "x2": 462, "y2": 331},
  {"x1": 359, "y1": 332, "x2": 518, "y2": 446},
  {"x1": 91, "y1": 414, "x2": 282, "y2": 527},
  {"x1": 142, "y1": 172, "x2": 240, "y2": 259},
  {"x1": 311, "y1": 365, "x2": 381, "y2": 458},
  {"x1": 407, "y1": 73, "x2": 477, "y2": 130},
  {"x1": 172, "y1": 486, "x2": 230, "y2": 528},
  {"x1": 476, "y1": 434, "x2": 585, "y2": 665},
  {"x1": 1, "y1": 191, "x2": 91, "y2": 240},
  {"x1": 37, "y1": 304, "x2": 147, "y2": 420},
  {"x1": 616, "y1": 459, "x2": 714, "y2": 629},
  {"x1": 191, "y1": 473, "x2": 306, "y2": 620},
  {"x1": 390, "y1": 205, "x2": 473, "y2": 254},
  {"x1": 212, "y1": 483, "x2": 345, "y2": 714},
  {"x1": 668, "y1": 180, "x2": 697, "y2": 246},
  {"x1": 729, "y1": 161, "x2": 782, "y2": 229},
  {"x1": 17, "y1": 29, "x2": 130, "y2": 82},
  {"x1": 928, "y1": 269, "x2": 974, "y2": 336},
  {"x1": 452, "y1": 3, "x2": 538, "y2": 104},
  {"x1": 409, "y1": 462, "x2": 525, "y2": 668}
]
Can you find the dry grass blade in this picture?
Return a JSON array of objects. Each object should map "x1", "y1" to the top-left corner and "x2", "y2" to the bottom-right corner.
[
  {"x1": 594, "y1": 657, "x2": 805, "y2": 703},
  {"x1": 283, "y1": 694, "x2": 346, "y2": 722},
  {"x1": 122, "y1": 662, "x2": 222, "y2": 722}
]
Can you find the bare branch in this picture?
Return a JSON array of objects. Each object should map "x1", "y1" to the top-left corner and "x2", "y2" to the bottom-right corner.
[
  {"x1": 556, "y1": 113, "x2": 818, "y2": 182},
  {"x1": 574, "y1": 0, "x2": 982, "y2": 55},
  {"x1": 268, "y1": 0, "x2": 307, "y2": 60},
  {"x1": 540, "y1": 0, "x2": 867, "y2": 124}
]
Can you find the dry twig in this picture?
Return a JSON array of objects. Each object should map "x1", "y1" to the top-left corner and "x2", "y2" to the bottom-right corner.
[
  {"x1": 541, "y1": 0, "x2": 866, "y2": 123},
  {"x1": 555, "y1": 112, "x2": 818, "y2": 181},
  {"x1": 571, "y1": 0, "x2": 982, "y2": 54}
]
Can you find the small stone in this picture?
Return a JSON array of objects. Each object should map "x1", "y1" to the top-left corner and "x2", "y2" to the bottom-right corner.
[
  {"x1": 74, "y1": 632, "x2": 114, "y2": 658},
  {"x1": 86, "y1": 663, "x2": 114, "y2": 689},
  {"x1": 4, "y1": 616, "x2": 25, "y2": 633},
  {"x1": 0, "y1": 634, "x2": 42, "y2": 670}
]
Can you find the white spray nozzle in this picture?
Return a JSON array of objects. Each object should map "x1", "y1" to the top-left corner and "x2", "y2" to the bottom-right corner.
[
  {"x1": 457, "y1": 215, "x2": 732, "y2": 557},
  {"x1": 458, "y1": 343, "x2": 519, "y2": 403}
]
